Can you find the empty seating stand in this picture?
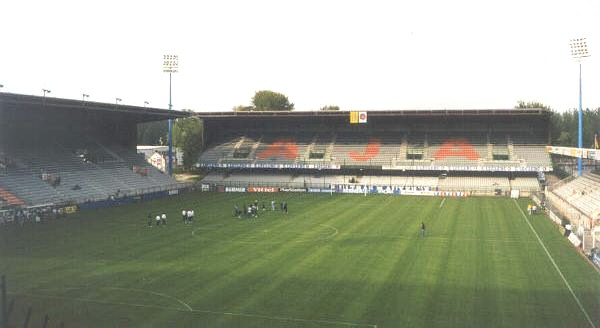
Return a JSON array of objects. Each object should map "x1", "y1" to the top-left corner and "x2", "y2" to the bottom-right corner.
[
  {"x1": 199, "y1": 131, "x2": 551, "y2": 170},
  {"x1": 0, "y1": 143, "x2": 182, "y2": 206},
  {"x1": 552, "y1": 174, "x2": 600, "y2": 217}
]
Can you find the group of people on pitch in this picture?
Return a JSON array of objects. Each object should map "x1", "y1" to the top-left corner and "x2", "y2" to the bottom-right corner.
[
  {"x1": 182, "y1": 209, "x2": 195, "y2": 224},
  {"x1": 233, "y1": 200, "x2": 288, "y2": 218},
  {"x1": 148, "y1": 213, "x2": 167, "y2": 227}
]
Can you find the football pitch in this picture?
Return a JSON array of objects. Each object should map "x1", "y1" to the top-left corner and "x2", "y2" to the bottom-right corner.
[{"x1": 1, "y1": 192, "x2": 599, "y2": 327}]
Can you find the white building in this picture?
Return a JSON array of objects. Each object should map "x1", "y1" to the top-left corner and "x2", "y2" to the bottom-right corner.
[{"x1": 137, "y1": 145, "x2": 182, "y2": 172}]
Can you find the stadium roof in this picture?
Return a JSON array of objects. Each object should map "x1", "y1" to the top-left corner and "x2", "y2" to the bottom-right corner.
[
  {"x1": 0, "y1": 92, "x2": 191, "y2": 123},
  {"x1": 195, "y1": 108, "x2": 550, "y2": 120}
]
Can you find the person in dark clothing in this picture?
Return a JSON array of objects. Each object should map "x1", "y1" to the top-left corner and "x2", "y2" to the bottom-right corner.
[
  {"x1": 420, "y1": 222, "x2": 425, "y2": 238},
  {"x1": 283, "y1": 202, "x2": 288, "y2": 214},
  {"x1": 147, "y1": 213, "x2": 153, "y2": 227}
]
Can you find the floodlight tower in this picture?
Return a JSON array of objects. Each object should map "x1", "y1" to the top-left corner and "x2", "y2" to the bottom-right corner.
[
  {"x1": 163, "y1": 54, "x2": 178, "y2": 176},
  {"x1": 570, "y1": 38, "x2": 590, "y2": 176},
  {"x1": 42, "y1": 89, "x2": 51, "y2": 108}
]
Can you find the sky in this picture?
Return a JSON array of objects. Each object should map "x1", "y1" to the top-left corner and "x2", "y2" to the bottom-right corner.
[{"x1": 1, "y1": 0, "x2": 599, "y2": 112}]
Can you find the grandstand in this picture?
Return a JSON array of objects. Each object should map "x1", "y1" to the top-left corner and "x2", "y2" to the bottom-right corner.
[
  {"x1": 0, "y1": 92, "x2": 191, "y2": 207},
  {"x1": 197, "y1": 109, "x2": 551, "y2": 195},
  {"x1": 547, "y1": 172, "x2": 600, "y2": 247}
]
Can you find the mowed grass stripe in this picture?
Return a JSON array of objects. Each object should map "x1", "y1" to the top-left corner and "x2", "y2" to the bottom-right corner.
[
  {"x1": 207, "y1": 196, "x2": 386, "y2": 327},
  {"x1": 2, "y1": 192, "x2": 600, "y2": 327},
  {"x1": 513, "y1": 199, "x2": 598, "y2": 327},
  {"x1": 178, "y1": 194, "x2": 354, "y2": 322}
]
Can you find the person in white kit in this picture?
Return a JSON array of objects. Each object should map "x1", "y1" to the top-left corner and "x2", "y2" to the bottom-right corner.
[
  {"x1": 155, "y1": 215, "x2": 161, "y2": 227},
  {"x1": 161, "y1": 213, "x2": 167, "y2": 225}
]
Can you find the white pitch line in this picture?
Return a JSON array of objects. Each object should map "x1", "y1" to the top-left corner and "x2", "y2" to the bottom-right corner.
[
  {"x1": 439, "y1": 198, "x2": 446, "y2": 208},
  {"x1": 319, "y1": 224, "x2": 339, "y2": 241},
  {"x1": 8, "y1": 292, "x2": 376, "y2": 327},
  {"x1": 47, "y1": 286, "x2": 193, "y2": 312},
  {"x1": 513, "y1": 199, "x2": 596, "y2": 328},
  {"x1": 108, "y1": 287, "x2": 193, "y2": 312}
]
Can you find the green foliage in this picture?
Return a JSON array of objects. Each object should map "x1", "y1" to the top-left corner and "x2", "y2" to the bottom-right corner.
[
  {"x1": 137, "y1": 120, "x2": 167, "y2": 145},
  {"x1": 173, "y1": 117, "x2": 203, "y2": 169},
  {"x1": 319, "y1": 105, "x2": 340, "y2": 111},
  {"x1": 516, "y1": 101, "x2": 600, "y2": 148},
  {"x1": 232, "y1": 105, "x2": 253, "y2": 112},
  {"x1": 550, "y1": 108, "x2": 600, "y2": 147},
  {"x1": 251, "y1": 90, "x2": 294, "y2": 111},
  {"x1": 515, "y1": 100, "x2": 551, "y2": 110},
  {"x1": 555, "y1": 131, "x2": 571, "y2": 146}
]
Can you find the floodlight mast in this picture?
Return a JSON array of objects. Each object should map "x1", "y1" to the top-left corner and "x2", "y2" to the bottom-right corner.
[
  {"x1": 163, "y1": 54, "x2": 178, "y2": 176},
  {"x1": 570, "y1": 38, "x2": 590, "y2": 177}
]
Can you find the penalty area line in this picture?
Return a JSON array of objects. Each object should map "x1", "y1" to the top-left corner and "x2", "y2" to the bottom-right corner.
[
  {"x1": 9, "y1": 291, "x2": 376, "y2": 327},
  {"x1": 439, "y1": 198, "x2": 446, "y2": 208},
  {"x1": 513, "y1": 199, "x2": 596, "y2": 328}
]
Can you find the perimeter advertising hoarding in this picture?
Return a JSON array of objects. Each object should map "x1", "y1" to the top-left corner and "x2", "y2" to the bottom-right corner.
[
  {"x1": 198, "y1": 162, "x2": 550, "y2": 172},
  {"x1": 568, "y1": 233, "x2": 581, "y2": 248},
  {"x1": 308, "y1": 188, "x2": 334, "y2": 193},
  {"x1": 593, "y1": 252, "x2": 600, "y2": 269},
  {"x1": 546, "y1": 145, "x2": 600, "y2": 160},
  {"x1": 225, "y1": 187, "x2": 246, "y2": 192},
  {"x1": 247, "y1": 187, "x2": 279, "y2": 193},
  {"x1": 280, "y1": 188, "x2": 307, "y2": 192}
]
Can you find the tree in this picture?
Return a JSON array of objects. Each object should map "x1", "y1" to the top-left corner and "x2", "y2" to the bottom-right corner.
[
  {"x1": 232, "y1": 105, "x2": 253, "y2": 112},
  {"x1": 556, "y1": 131, "x2": 571, "y2": 146},
  {"x1": 173, "y1": 116, "x2": 203, "y2": 169},
  {"x1": 137, "y1": 120, "x2": 168, "y2": 145},
  {"x1": 319, "y1": 105, "x2": 340, "y2": 111},
  {"x1": 515, "y1": 101, "x2": 600, "y2": 148},
  {"x1": 251, "y1": 90, "x2": 294, "y2": 111},
  {"x1": 515, "y1": 100, "x2": 551, "y2": 110}
]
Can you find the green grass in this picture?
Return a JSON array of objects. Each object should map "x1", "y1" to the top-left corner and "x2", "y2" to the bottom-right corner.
[{"x1": 1, "y1": 192, "x2": 599, "y2": 327}]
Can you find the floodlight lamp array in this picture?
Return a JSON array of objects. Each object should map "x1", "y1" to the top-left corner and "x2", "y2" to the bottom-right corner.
[
  {"x1": 163, "y1": 54, "x2": 179, "y2": 73},
  {"x1": 570, "y1": 38, "x2": 590, "y2": 59}
]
